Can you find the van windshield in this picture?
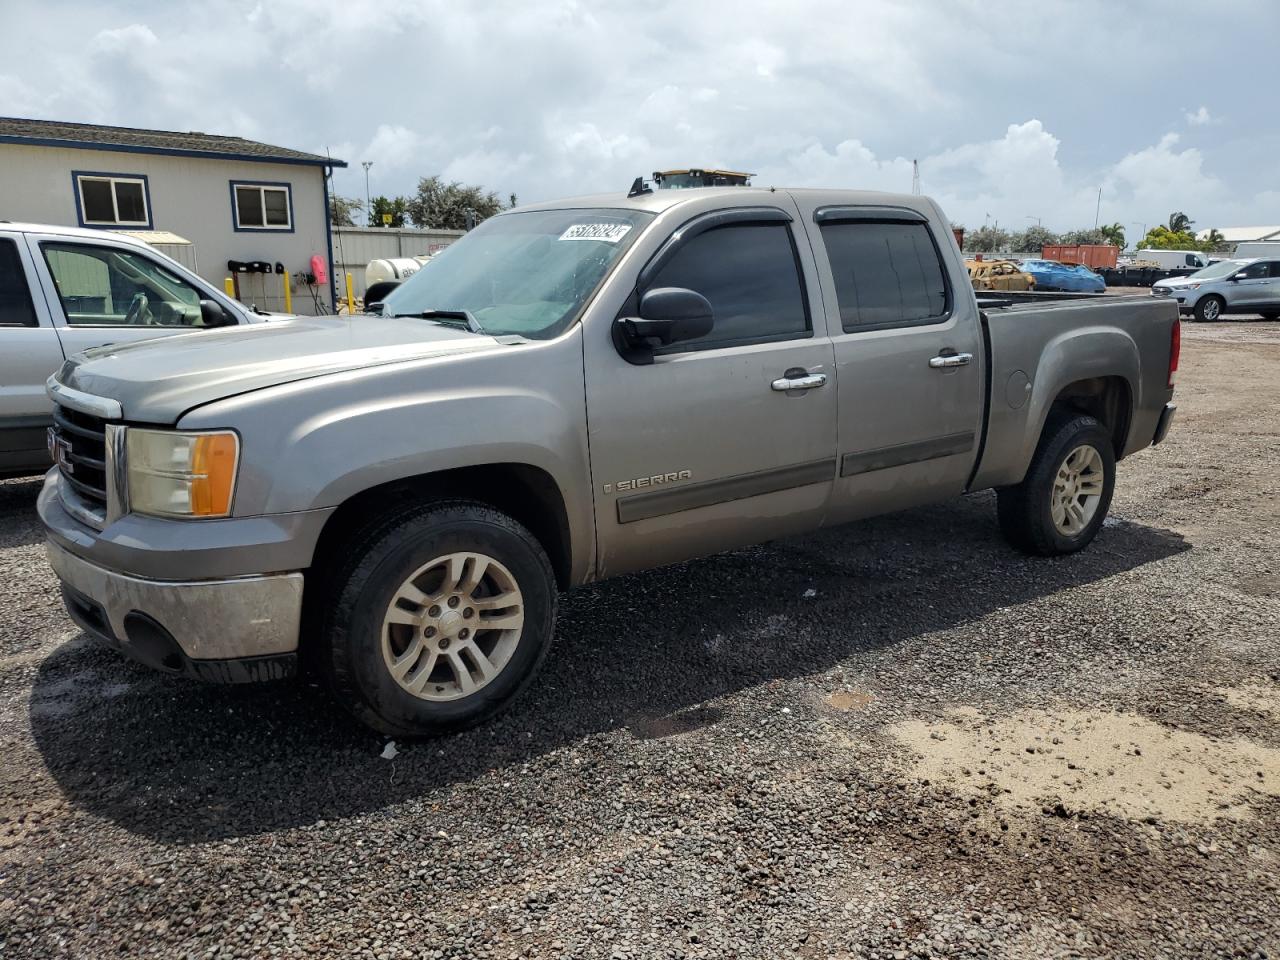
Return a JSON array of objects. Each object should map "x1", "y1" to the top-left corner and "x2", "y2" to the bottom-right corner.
[
  {"x1": 1189, "y1": 259, "x2": 1247, "y2": 280},
  {"x1": 380, "y1": 208, "x2": 654, "y2": 339}
]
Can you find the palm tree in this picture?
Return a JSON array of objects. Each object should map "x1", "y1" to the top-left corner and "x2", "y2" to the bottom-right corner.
[
  {"x1": 1168, "y1": 211, "x2": 1194, "y2": 233},
  {"x1": 1098, "y1": 222, "x2": 1126, "y2": 249},
  {"x1": 1202, "y1": 228, "x2": 1226, "y2": 252}
]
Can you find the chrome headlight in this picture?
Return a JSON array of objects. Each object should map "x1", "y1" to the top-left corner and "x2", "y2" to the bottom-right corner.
[{"x1": 125, "y1": 429, "x2": 240, "y2": 519}]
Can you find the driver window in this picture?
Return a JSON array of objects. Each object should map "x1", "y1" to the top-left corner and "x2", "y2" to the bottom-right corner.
[
  {"x1": 41, "y1": 242, "x2": 205, "y2": 327},
  {"x1": 1240, "y1": 262, "x2": 1269, "y2": 280}
]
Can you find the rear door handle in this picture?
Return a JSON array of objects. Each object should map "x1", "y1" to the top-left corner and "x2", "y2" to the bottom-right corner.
[
  {"x1": 771, "y1": 371, "x2": 828, "y2": 392},
  {"x1": 928, "y1": 352, "x2": 973, "y2": 369}
]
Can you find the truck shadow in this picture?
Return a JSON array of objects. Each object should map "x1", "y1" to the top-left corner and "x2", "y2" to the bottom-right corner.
[
  {"x1": 28, "y1": 492, "x2": 1189, "y2": 843},
  {"x1": 0, "y1": 476, "x2": 47, "y2": 550}
]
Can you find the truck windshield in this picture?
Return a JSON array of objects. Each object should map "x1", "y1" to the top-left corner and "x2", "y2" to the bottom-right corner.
[
  {"x1": 1189, "y1": 259, "x2": 1247, "y2": 280},
  {"x1": 380, "y1": 208, "x2": 654, "y2": 339}
]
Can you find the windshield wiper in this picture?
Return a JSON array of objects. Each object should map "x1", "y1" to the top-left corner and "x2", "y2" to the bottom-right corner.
[{"x1": 393, "y1": 309, "x2": 485, "y2": 335}]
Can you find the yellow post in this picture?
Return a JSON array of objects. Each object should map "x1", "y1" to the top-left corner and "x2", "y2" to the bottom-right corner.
[
  {"x1": 345, "y1": 272, "x2": 355, "y2": 315},
  {"x1": 223, "y1": 277, "x2": 235, "y2": 298},
  {"x1": 282, "y1": 270, "x2": 292, "y2": 314}
]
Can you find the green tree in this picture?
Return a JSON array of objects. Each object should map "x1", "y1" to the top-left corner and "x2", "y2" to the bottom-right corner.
[
  {"x1": 1008, "y1": 225, "x2": 1060, "y2": 254},
  {"x1": 1200, "y1": 228, "x2": 1227, "y2": 253},
  {"x1": 330, "y1": 195, "x2": 363, "y2": 227},
  {"x1": 1167, "y1": 211, "x2": 1194, "y2": 233},
  {"x1": 1097, "y1": 222, "x2": 1126, "y2": 249},
  {"x1": 1140, "y1": 225, "x2": 1199, "y2": 250},
  {"x1": 405, "y1": 176, "x2": 504, "y2": 230},
  {"x1": 367, "y1": 195, "x2": 409, "y2": 228},
  {"x1": 961, "y1": 225, "x2": 1012, "y2": 253}
]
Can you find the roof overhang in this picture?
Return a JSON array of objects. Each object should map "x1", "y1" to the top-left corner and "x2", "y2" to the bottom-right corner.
[{"x1": 0, "y1": 133, "x2": 347, "y2": 168}]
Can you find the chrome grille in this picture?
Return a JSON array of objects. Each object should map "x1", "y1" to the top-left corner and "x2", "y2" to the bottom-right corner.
[{"x1": 51, "y1": 404, "x2": 109, "y2": 506}]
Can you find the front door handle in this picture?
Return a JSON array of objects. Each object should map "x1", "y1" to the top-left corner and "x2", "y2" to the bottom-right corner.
[
  {"x1": 928, "y1": 352, "x2": 973, "y2": 369},
  {"x1": 771, "y1": 371, "x2": 828, "y2": 392}
]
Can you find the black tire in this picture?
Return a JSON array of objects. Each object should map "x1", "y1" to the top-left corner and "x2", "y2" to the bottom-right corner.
[
  {"x1": 320, "y1": 499, "x2": 557, "y2": 737},
  {"x1": 1260, "y1": 310, "x2": 1280, "y2": 321},
  {"x1": 1193, "y1": 295, "x2": 1225, "y2": 322},
  {"x1": 997, "y1": 413, "x2": 1116, "y2": 557}
]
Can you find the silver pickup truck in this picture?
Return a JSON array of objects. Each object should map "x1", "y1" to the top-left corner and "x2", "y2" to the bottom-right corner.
[{"x1": 38, "y1": 187, "x2": 1180, "y2": 735}]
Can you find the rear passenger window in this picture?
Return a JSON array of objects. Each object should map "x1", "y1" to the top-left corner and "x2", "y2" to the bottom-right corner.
[
  {"x1": 0, "y1": 239, "x2": 38, "y2": 327},
  {"x1": 645, "y1": 222, "x2": 809, "y2": 351},
  {"x1": 820, "y1": 221, "x2": 950, "y2": 330}
]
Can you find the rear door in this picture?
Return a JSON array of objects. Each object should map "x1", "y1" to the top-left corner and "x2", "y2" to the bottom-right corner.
[
  {"x1": 793, "y1": 199, "x2": 984, "y2": 525},
  {"x1": 583, "y1": 206, "x2": 838, "y2": 577},
  {"x1": 27, "y1": 234, "x2": 243, "y2": 357},
  {"x1": 0, "y1": 232, "x2": 64, "y2": 475}
]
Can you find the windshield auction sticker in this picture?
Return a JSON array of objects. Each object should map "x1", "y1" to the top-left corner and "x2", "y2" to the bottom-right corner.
[{"x1": 558, "y1": 223, "x2": 633, "y2": 243}]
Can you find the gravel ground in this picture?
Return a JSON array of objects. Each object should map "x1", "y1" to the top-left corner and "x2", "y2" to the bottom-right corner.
[{"x1": 2, "y1": 319, "x2": 1278, "y2": 959}]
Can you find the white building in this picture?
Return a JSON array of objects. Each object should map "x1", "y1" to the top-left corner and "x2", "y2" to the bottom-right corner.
[
  {"x1": 0, "y1": 117, "x2": 346, "y2": 313},
  {"x1": 1196, "y1": 225, "x2": 1280, "y2": 245}
]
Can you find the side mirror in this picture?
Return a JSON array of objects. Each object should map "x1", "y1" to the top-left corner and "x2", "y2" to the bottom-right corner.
[
  {"x1": 614, "y1": 287, "x2": 714, "y2": 362},
  {"x1": 199, "y1": 299, "x2": 236, "y2": 327},
  {"x1": 1226, "y1": 274, "x2": 1240, "y2": 282}
]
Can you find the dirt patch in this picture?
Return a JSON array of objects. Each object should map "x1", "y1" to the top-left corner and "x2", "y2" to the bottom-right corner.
[
  {"x1": 826, "y1": 690, "x2": 874, "y2": 712},
  {"x1": 887, "y1": 702, "x2": 1280, "y2": 825},
  {"x1": 1220, "y1": 682, "x2": 1280, "y2": 718}
]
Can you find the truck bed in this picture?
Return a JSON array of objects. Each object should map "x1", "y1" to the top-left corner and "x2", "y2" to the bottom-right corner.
[{"x1": 970, "y1": 292, "x2": 1178, "y2": 491}]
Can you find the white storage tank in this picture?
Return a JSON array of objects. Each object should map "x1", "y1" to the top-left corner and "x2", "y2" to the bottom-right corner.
[{"x1": 364, "y1": 255, "x2": 431, "y2": 289}]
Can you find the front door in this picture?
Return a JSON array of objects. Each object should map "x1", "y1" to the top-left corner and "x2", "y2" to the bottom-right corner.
[
  {"x1": 1228, "y1": 259, "x2": 1273, "y2": 311},
  {"x1": 792, "y1": 199, "x2": 985, "y2": 525},
  {"x1": 583, "y1": 208, "x2": 837, "y2": 578},
  {"x1": 0, "y1": 233, "x2": 64, "y2": 474},
  {"x1": 27, "y1": 235, "x2": 236, "y2": 357}
]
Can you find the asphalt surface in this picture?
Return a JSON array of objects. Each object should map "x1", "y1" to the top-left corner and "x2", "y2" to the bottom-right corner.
[{"x1": 2, "y1": 319, "x2": 1278, "y2": 959}]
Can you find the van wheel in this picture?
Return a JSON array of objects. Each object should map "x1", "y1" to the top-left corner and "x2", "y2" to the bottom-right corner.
[
  {"x1": 997, "y1": 413, "x2": 1116, "y2": 556},
  {"x1": 1193, "y1": 295, "x2": 1224, "y2": 322},
  {"x1": 320, "y1": 500, "x2": 557, "y2": 736}
]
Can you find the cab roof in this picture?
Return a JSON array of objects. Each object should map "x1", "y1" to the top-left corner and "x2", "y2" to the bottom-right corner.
[{"x1": 512, "y1": 186, "x2": 936, "y2": 217}]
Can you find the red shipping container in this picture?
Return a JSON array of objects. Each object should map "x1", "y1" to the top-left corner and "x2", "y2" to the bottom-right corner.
[{"x1": 1040, "y1": 244, "x2": 1118, "y2": 269}]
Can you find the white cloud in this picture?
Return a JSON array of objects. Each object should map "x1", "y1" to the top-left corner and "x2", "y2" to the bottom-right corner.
[
  {"x1": 1185, "y1": 105, "x2": 1213, "y2": 126},
  {"x1": 0, "y1": 0, "x2": 1276, "y2": 234}
]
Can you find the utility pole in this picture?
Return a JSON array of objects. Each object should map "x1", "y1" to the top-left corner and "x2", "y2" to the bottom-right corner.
[
  {"x1": 1094, "y1": 187, "x2": 1102, "y2": 229},
  {"x1": 911, "y1": 159, "x2": 920, "y2": 195},
  {"x1": 1132, "y1": 222, "x2": 1147, "y2": 246},
  {"x1": 362, "y1": 161, "x2": 373, "y2": 226}
]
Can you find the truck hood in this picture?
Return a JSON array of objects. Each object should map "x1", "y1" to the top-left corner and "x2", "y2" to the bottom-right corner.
[{"x1": 57, "y1": 315, "x2": 503, "y2": 423}]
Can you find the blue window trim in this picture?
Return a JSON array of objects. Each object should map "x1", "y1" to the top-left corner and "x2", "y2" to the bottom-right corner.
[
  {"x1": 0, "y1": 133, "x2": 346, "y2": 168},
  {"x1": 229, "y1": 179, "x2": 296, "y2": 233},
  {"x1": 71, "y1": 170, "x2": 153, "y2": 229}
]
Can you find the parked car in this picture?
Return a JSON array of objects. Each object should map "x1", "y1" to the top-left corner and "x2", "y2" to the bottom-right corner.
[
  {"x1": 1018, "y1": 259, "x2": 1106, "y2": 293},
  {"x1": 39, "y1": 186, "x2": 1179, "y2": 735},
  {"x1": 1152, "y1": 257, "x2": 1280, "y2": 321},
  {"x1": 0, "y1": 223, "x2": 267, "y2": 478},
  {"x1": 967, "y1": 258, "x2": 1035, "y2": 291},
  {"x1": 1135, "y1": 249, "x2": 1211, "y2": 271}
]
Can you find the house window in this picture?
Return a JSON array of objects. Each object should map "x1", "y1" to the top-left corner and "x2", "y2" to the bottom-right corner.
[
  {"x1": 232, "y1": 182, "x2": 292, "y2": 230},
  {"x1": 74, "y1": 173, "x2": 151, "y2": 227}
]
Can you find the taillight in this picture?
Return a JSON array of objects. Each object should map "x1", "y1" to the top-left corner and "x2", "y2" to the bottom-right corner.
[{"x1": 1168, "y1": 319, "x2": 1181, "y2": 388}]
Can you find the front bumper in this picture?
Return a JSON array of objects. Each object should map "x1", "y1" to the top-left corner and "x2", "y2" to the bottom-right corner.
[{"x1": 47, "y1": 537, "x2": 302, "y2": 682}]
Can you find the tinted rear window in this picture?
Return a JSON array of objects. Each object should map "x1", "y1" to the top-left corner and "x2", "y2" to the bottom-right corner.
[
  {"x1": 820, "y1": 221, "x2": 949, "y2": 330},
  {"x1": 0, "y1": 239, "x2": 37, "y2": 327}
]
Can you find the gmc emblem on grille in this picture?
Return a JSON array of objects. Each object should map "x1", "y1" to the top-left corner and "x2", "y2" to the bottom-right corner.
[{"x1": 47, "y1": 428, "x2": 74, "y2": 474}]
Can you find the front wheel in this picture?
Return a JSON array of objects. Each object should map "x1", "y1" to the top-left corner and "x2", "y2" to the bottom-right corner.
[
  {"x1": 997, "y1": 413, "x2": 1116, "y2": 556},
  {"x1": 320, "y1": 500, "x2": 557, "y2": 736},
  {"x1": 1193, "y1": 295, "x2": 1225, "y2": 322},
  {"x1": 1260, "y1": 310, "x2": 1280, "y2": 321}
]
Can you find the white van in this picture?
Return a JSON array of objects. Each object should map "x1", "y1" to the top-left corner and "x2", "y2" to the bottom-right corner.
[
  {"x1": 1232, "y1": 241, "x2": 1280, "y2": 260},
  {"x1": 1136, "y1": 249, "x2": 1211, "y2": 270}
]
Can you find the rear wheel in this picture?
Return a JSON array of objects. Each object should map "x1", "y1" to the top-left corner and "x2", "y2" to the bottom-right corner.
[
  {"x1": 997, "y1": 413, "x2": 1116, "y2": 556},
  {"x1": 1193, "y1": 295, "x2": 1225, "y2": 322},
  {"x1": 1260, "y1": 310, "x2": 1280, "y2": 321},
  {"x1": 320, "y1": 500, "x2": 557, "y2": 736}
]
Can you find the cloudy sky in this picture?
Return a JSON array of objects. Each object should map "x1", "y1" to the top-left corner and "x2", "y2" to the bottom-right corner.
[{"x1": 4, "y1": 0, "x2": 1278, "y2": 236}]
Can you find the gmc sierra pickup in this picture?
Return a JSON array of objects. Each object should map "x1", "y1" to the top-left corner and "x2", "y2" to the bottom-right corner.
[{"x1": 38, "y1": 186, "x2": 1179, "y2": 735}]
